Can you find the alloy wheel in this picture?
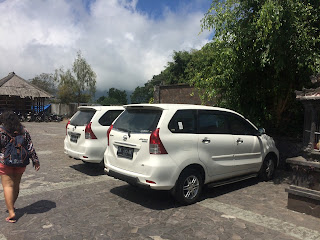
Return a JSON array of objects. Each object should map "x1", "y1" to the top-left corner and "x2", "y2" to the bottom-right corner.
[
  {"x1": 182, "y1": 175, "x2": 200, "y2": 200},
  {"x1": 265, "y1": 159, "x2": 275, "y2": 179}
]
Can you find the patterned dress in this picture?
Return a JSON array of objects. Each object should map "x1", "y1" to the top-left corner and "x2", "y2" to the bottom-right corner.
[{"x1": 0, "y1": 127, "x2": 39, "y2": 175}]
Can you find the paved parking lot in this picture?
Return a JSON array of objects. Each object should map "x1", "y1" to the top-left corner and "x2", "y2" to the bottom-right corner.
[{"x1": 0, "y1": 121, "x2": 320, "y2": 240}]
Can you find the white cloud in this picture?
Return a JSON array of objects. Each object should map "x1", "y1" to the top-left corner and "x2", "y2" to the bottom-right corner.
[{"x1": 0, "y1": 0, "x2": 211, "y2": 93}]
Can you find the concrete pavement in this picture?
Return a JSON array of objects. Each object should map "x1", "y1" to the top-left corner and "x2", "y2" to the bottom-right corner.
[{"x1": 0, "y1": 121, "x2": 319, "y2": 240}]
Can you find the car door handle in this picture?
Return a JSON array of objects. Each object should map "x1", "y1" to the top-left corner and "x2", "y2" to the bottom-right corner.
[
  {"x1": 202, "y1": 138, "x2": 211, "y2": 144},
  {"x1": 236, "y1": 138, "x2": 243, "y2": 144}
]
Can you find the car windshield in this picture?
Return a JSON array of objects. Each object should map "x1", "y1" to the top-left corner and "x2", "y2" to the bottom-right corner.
[
  {"x1": 113, "y1": 109, "x2": 162, "y2": 133},
  {"x1": 70, "y1": 110, "x2": 96, "y2": 126}
]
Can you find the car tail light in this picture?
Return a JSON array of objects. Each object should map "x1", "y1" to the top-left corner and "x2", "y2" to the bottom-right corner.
[
  {"x1": 66, "y1": 120, "x2": 70, "y2": 135},
  {"x1": 150, "y1": 128, "x2": 167, "y2": 154},
  {"x1": 107, "y1": 124, "x2": 113, "y2": 146},
  {"x1": 85, "y1": 122, "x2": 97, "y2": 139}
]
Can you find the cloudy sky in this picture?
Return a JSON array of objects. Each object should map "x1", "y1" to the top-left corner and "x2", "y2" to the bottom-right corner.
[{"x1": 0, "y1": 0, "x2": 212, "y2": 94}]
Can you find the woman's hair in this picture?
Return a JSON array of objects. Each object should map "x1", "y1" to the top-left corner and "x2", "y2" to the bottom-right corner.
[{"x1": 1, "y1": 111, "x2": 23, "y2": 135}]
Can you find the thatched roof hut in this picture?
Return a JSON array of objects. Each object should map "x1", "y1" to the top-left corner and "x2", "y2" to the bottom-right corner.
[{"x1": 0, "y1": 72, "x2": 52, "y2": 113}]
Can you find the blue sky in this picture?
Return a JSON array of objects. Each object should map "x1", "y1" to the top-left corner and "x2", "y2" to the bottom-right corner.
[
  {"x1": 136, "y1": 0, "x2": 211, "y2": 19},
  {"x1": 0, "y1": 0, "x2": 212, "y2": 92}
]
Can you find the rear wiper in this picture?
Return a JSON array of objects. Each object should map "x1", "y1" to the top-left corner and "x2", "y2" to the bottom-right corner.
[{"x1": 116, "y1": 127, "x2": 129, "y2": 132}]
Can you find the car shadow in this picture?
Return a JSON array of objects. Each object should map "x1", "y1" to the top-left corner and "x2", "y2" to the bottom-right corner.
[
  {"x1": 201, "y1": 177, "x2": 259, "y2": 200},
  {"x1": 110, "y1": 184, "x2": 180, "y2": 210},
  {"x1": 110, "y1": 171, "x2": 290, "y2": 209},
  {"x1": 69, "y1": 163, "x2": 105, "y2": 176},
  {"x1": 15, "y1": 200, "x2": 56, "y2": 222},
  {"x1": 110, "y1": 178, "x2": 260, "y2": 210}
]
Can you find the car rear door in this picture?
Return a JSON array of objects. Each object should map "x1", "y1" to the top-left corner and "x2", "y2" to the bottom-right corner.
[
  {"x1": 197, "y1": 110, "x2": 236, "y2": 179},
  {"x1": 66, "y1": 108, "x2": 96, "y2": 151},
  {"x1": 107, "y1": 107, "x2": 162, "y2": 175}
]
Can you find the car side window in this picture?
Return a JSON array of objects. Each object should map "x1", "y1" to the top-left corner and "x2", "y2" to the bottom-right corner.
[
  {"x1": 226, "y1": 114, "x2": 258, "y2": 135},
  {"x1": 168, "y1": 110, "x2": 196, "y2": 133},
  {"x1": 198, "y1": 110, "x2": 230, "y2": 134},
  {"x1": 99, "y1": 110, "x2": 123, "y2": 126}
]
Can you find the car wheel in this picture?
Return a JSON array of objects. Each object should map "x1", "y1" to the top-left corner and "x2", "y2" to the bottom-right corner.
[
  {"x1": 259, "y1": 156, "x2": 276, "y2": 181},
  {"x1": 173, "y1": 169, "x2": 203, "y2": 205}
]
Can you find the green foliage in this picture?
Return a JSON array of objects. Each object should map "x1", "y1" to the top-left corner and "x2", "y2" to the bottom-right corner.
[
  {"x1": 97, "y1": 88, "x2": 127, "y2": 106},
  {"x1": 190, "y1": 0, "x2": 320, "y2": 135},
  {"x1": 130, "y1": 51, "x2": 193, "y2": 104},
  {"x1": 54, "y1": 51, "x2": 97, "y2": 104},
  {"x1": 54, "y1": 69, "x2": 77, "y2": 104},
  {"x1": 130, "y1": 86, "x2": 150, "y2": 104},
  {"x1": 164, "y1": 51, "x2": 194, "y2": 84},
  {"x1": 29, "y1": 73, "x2": 57, "y2": 95}
]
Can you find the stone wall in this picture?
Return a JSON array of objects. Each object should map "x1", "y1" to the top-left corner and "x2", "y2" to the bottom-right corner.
[
  {"x1": 154, "y1": 84, "x2": 214, "y2": 105},
  {"x1": 274, "y1": 137, "x2": 304, "y2": 168},
  {"x1": 51, "y1": 103, "x2": 78, "y2": 117}
]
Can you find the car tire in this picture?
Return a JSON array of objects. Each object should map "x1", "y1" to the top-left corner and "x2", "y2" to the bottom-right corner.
[
  {"x1": 173, "y1": 169, "x2": 203, "y2": 205},
  {"x1": 258, "y1": 156, "x2": 276, "y2": 181}
]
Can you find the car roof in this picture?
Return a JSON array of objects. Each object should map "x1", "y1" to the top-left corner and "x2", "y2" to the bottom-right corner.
[
  {"x1": 124, "y1": 103, "x2": 242, "y2": 116},
  {"x1": 78, "y1": 105, "x2": 124, "y2": 111}
]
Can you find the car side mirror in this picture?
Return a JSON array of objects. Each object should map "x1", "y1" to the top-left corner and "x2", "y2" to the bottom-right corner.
[{"x1": 258, "y1": 128, "x2": 266, "y2": 135}]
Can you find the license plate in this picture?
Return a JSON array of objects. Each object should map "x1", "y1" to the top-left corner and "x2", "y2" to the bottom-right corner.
[
  {"x1": 69, "y1": 133, "x2": 80, "y2": 143},
  {"x1": 117, "y1": 146, "x2": 134, "y2": 159}
]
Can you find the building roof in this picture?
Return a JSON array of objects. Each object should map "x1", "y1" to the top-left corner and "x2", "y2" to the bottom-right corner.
[{"x1": 0, "y1": 72, "x2": 52, "y2": 99}]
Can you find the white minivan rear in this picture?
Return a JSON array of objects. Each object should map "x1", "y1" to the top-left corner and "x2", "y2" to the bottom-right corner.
[{"x1": 64, "y1": 106, "x2": 123, "y2": 164}]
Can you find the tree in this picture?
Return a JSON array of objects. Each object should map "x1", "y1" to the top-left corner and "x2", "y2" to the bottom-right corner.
[
  {"x1": 29, "y1": 73, "x2": 57, "y2": 95},
  {"x1": 54, "y1": 68, "x2": 77, "y2": 104},
  {"x1": 130, "y1": 50, "x2": 195, "y2": 104},
  {"x1": 164, "y1": 50, "x2": 193, "y2": 85},
  {"x1": 130, "y1": 86, "x2": 150, "y2": 104},
  {"x1": 55, "y1": 51, "x2": 97, "y2": 104},
  {"x1": 72, "y1": 51, "x2": 96, "y2": 103},
  {"x1": 97, "y1": 88, "x2": 127, "y2": 106},
  {"x1": 190, "y1": 0, "x2": 320, "y2": 133}
]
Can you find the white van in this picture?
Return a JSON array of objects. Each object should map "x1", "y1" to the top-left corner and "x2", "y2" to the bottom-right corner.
[
  {"x1": 104, "y1": 104, "x2": 279, "y2": 204},
  {"x1": 64, "y1": 106, "x2": 124, "y2": 164}
]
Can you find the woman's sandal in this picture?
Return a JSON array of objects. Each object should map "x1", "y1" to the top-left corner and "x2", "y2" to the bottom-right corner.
[{"x1": 5, "y1": 217, "x2": 17, "y2": 223}]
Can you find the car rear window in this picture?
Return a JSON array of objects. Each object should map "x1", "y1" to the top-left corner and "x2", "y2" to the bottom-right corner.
[
  {"x1": 70, "y1": 110, "x2": 96, "y2": 126},
  {"x1": 98, "y1": 110, "x2": 123, "y2": 126},
  {"x1": 113, "y1": 109, "x2": 162, "y2": 133}
]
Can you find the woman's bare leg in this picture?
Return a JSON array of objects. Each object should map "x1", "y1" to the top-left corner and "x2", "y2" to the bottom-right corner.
[
  {"x1": 1, "y1": 173, "x2": 23, "y2": 221},
  {"x1": 12, "y1": 174, "x2": 23, "y2": 205}
]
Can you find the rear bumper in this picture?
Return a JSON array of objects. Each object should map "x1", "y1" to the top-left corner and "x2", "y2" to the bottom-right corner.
[
  {"x1": 105, "y1": 168, "x2": 151, "y2": 189},
  {"x1": 64, "y1": 139, "x2": 104, "y2": 163},
  {"x1": 104, "y1": 161, "x2": 177, "y2": 190}
]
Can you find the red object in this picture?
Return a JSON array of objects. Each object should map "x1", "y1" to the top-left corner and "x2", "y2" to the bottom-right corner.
[
  {"x1": 66, "y1": 120, "x2": 70, "y2": 135},
  {"x1": 107, "y1": 125, "x2": 113, "y2": 146},
  {"x1": 146, "y1": 180, "x2": 156, "y2": 184},
  {"x1": 0, "y1": 163, "x2": 26, "y2": 175},
  {"x1": 149, "y1": 128, "x2": 167, "y2": 154},
  {"x1": 85, "y1": 122, "x2": 97, "y2": 139}
]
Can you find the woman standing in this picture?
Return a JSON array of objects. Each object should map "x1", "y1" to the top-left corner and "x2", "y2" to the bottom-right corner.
[{"x1": 0, "y1": 111, "x2": 40, "y2": 223}]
